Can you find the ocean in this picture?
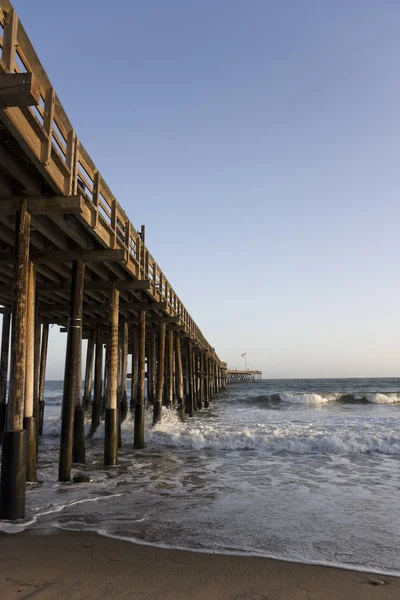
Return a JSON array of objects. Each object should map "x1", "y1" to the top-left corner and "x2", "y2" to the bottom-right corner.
[{"x1": 1, "y1": 377, "x2": 400, "y2": 576}]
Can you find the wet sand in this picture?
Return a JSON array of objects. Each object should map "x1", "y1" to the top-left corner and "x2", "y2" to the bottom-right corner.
[{"x1": 0, "y1": 531, "x2": 398, "y2": 599}]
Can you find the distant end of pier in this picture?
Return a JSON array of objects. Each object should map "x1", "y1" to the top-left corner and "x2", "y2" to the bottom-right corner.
[{"x1": 227, "y1": 370, "x2": 262, "y2": 383}]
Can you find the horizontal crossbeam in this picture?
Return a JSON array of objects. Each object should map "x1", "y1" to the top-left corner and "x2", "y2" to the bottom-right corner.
[
  {"x1": 40, "y1": 301, "x2": 167, "y2": 314},
  {"x1": 0, "y1": 248, "x2": 126, "y2": 264},
  {"x1": 0, "y1": 195, "x2": 85, "y2": 214},
  {"x1": 0, "y1": 279, "x2": 150, "y2": 294}
]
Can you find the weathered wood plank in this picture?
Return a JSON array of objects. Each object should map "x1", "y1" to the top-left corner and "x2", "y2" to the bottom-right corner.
[
  {"x1": 0, "y1": 73, "x2": 40, "y2": 108},
  {"x1": 0, "y1": 195, "x2": 84, "y2": 214}
]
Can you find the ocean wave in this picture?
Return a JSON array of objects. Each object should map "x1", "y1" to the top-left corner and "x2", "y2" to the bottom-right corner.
[
  {"x1": 148, "y1": 425, "x2": 400, "y2": 455},
  {"x1": 240, "y1": 392, "x2": 400, "y2": 405}
]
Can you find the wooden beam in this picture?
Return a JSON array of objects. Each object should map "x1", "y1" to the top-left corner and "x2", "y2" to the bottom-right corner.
[
  {"x1": 0, "y1": 195, "x2": 85, "y2": 215},
  {"x1": 0, "y1": 279, "x2": 150, "y2": 294},
  {"x1": 40, "y1": 301, "x2": 167, "y2": 314},
  {"x1": 0, "y1": 73, "x2": 41, "y2": 108},
  {"x1": 0, "y1": 249, "x2": 126, "y2": 264}
]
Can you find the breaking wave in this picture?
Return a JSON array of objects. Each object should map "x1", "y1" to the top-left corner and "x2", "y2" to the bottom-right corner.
[{"x1": 240, "y1": 392, "x2": 400, "y2": 405}]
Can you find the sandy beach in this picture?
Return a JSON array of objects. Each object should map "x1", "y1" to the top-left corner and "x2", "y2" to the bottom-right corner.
[{"x1": 0, "y1": 531, "x2": 398, "y2": 600}]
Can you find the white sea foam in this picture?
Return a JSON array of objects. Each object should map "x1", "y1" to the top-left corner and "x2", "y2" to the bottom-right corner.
[
  {"x1": 42, "y1": 404, "x2": 400, "y2": 455},
  {"x1": 278, "y1": 392, "x2": 340, "y2": 404},
  {"x1": 354, "y1": 392, "x2": 400, "y2": 404}
]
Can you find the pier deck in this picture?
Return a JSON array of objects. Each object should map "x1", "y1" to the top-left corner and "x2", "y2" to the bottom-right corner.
[{"x1": 227, "y1": 370, "x2": 262, "y2": 383}]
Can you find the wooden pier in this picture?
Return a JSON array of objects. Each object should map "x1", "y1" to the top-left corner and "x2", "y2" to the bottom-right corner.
[
  {"x1": 0, "y1": 1, "x2": 227, "y2": 519},
  {"x1": 227, "y1": 370, "x2": 262, "y2": 384}
]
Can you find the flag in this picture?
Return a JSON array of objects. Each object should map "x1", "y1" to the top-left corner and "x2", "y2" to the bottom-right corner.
[{"x1": 241, "y1": 353, "x2": 246, "y2": 358}]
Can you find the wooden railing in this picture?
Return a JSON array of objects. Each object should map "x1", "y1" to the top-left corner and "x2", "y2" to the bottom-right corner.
[{"x1": 0, "y1": 1, "x2": 225, "y2": 367}]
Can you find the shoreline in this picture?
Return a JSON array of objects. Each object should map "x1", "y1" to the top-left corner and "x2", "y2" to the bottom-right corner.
[
  {"x1": 0, "y1": 530, "x2": 398, "y2": 599},
  {"x1": 76, "y1": 527, "x2": 400, "y2": 579}
]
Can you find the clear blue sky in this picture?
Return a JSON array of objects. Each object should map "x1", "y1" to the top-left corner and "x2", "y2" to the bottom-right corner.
[{"x1": 9, "y1": 0, "x2": 400, "y2": 378}]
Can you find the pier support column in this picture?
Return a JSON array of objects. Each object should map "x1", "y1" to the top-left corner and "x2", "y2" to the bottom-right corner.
[
  {"x1": 168, "y1": 329, "x2": 174, "y2": 408},
  {"x1": 0, "y1": 308, "x2": 11, "y2": 440},
  {"x1": 199, "y1": 352, "x2": 204, "y2": 409},
  {"x1": 33, "y1": 307, "x2": 40, "y2": 443},
  {"x1": 196, "y1": 352, "x2": 202, "y2": 410},
  {"x1": 192, "y1": 349, "x2": 198, "y2": 412},
  {"x1": 73, "y1": 320, "x2": 85, "y2": 465},
  {"x1": 104, "y1": 287, "x2": 119, "y2": 465},
  {"x1": 204, "y1": 353, "x2": 209, "y2": 408},
  {"x1": 130, "y1": 325, "x2": 138, "y2": 413},
  {"x1": 38, "y1": 323, "x2": 49, "y2": 435},
  {"x1": 83, "y1": 330, "x2": 95, "y2": 412},
  {"x1": 0, "y1": 201, "x2": 30, "y2": 519},
  {"x1": 24, "y1": 261, "x2": 37, "y2": 481},
  {"x1": 176, "y1": 336, "x2": 185, "y2": 421},
  {"x1": 150, "y1": 331, "x2": 157, "y2": 406},
  {"x1": 119, "y1": 320, "x2": 128, "y2": 423},
  {"x1": 91, "y1": 324, "x2": 103, "y2": 434},
  {"x1": 209, "y1": 360, "x2": 214, "y2": 399},
  {"x1": 187, "y1": 341, "x2": 194, "y2": 417},
  {"x1": 58, "y1": 259, "x2": 85, "y2": 481},
  {"x1": 102, "y1": 342, "x2": 109, "y2": 419},
  {"x1": 153, "y1": 319, "x2": 165, "y2": 424},
  {"x1": 134, "y1": 309, "x2": 146, "y2": 448}
]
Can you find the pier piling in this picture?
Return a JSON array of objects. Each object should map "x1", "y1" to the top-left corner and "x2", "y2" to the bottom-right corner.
[
  {"x1": 83, "y1": 330, "x2": 95, "y2": 412},
  {"x1": 176, "y1": 336, "x2": 185, "y2": 421},
  {"x1": 0, "y1": 201, "x2": 30, "y2": 519},
  {"x1": 0, "y1": 308, "x2": 11, "y2": 440},
  {"x1": 104, "y1": 287, "x2": 119, "y2": 465},
  {"x1": 38, "y1": 323, "x2": 49, "y2": 436},
  {"x1": 153, "y1": 320, "x2": 165, "y2": 424},
  {"x1": 91, "y1": 324, "x2": 103, "y2": 434},
  {"x1": 134, "y1": 309, "x2": 146, "y2": 449},
  {"x1": 24, "y1": 260, "x2": 37, "y2": 481},
  {"x1": 59, "y1": 259, "x2": 85, "y2": 481}
]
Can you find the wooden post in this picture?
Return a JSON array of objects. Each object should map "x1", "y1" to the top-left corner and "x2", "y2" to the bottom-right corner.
[
  {"x1": 24, "y1": 261, "x2": 37, "y2": 482},
  {"x1": 104, "y1": 287, "x2": 119, "y2": 465},
  {"x1": 102, "y1": 342, "x2": 108, "y2": 420},
  {"x1": 91, "y1": 324, "x2": 103, "y2": 434},
  {"x1": 0, "y1": 201, "x2": 30, "y2": 520},
  {"x1": 0, "y1": 308, "x2": 11, "y2": 440},
  {"x1": 196, "y1": 352, "x2": 202, "y2": 410},
  {"x1": 38, "y1": 323, "x2": 49, "y2": 435},
  {"x1": 72, "y1": 315, "x2": 85, "y2": 465},
  {"x1": 150, "y1": 330, "x2": 157, "y2": 405},
  {"x1": 204, "y1": 353, "x2": 209, "y2": 408},
  {"x1": 187, "y1": 341, "x2": 194, "y2": 417},
  {"x1": 209, "y1": 359, "x2": 214, "y2": 399},
  {"x1": 134, "y1": 309, "x2": 146, "y2": 448},
  {"x1": 33, "y1": 305, "x2": 41, "y2": 436},
  {"x1": 192, "y1": 349, "x2": 198, "y2": 412},
  {"x1": 119, "y1": 320, "x2": 128, "y2": 422},
  {"x1": 153, "y1": 320, "x2": 165, "y2": 424},
  {"x1": 83, "y1": 330, "x2": 95, "y2": 412},
  {"x1": 168, "y1": 329, "x2": 174, "y2": 407},
  {"x1": 199, "y1": 352, "x2": 204, "y2": 409},
  {"x1": 176, "y1": 336, "x2": 185, "y2": 421},
  {"x1": 163, "y1": 336, "x2": 169, "y2": 406},
  {"x1": 58, "y1": 259, "x2": 85, "y2": 481},
  {"x1": 130, "y1": 325, "x2": 138, "y2": 413},
  {"x1": 184, "y1": 349, "x2": 189, "y2": 413}
]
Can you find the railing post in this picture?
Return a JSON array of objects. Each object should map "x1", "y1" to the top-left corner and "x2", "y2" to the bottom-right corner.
[
  {"x1": 2, "y1": 8, "x2": 18, "y2": 74},
  {"x1": 40, "y1": 87, "x2": 55, "y2": 164}
]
